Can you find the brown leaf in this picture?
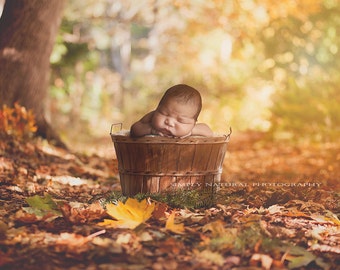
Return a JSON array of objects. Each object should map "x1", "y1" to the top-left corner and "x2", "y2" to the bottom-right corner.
[
  {"x1": 14, "y1": 209, "x2": 57, "y2": 224},
  {"x1": 60, "y1": 201, "x2": 106, "y2": 224},
  {"x1": 0, "y1": 250, "x2": 12, "y2": 267},
  {"x1": 152, "y1": 202, "x2": 168, "y2": 220},
  {"x1": 157, "y1": 237, "x2": 183, "y2": 255}
]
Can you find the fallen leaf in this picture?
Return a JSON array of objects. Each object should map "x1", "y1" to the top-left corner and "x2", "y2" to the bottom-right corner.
[
  {"x1": 165, "y1": 211, "x2": 185, "y2": 234},
  {"x1": 60, "y1": 201, "x2": 106, "y2": 224},
  {"x1": 310, "y1": 213, "x2": 340, "y2": 225},
  {"x1": 250, "y1": 253, "x2": 273, "y2": 270},
  {"x1": 54, "y1": 230, "x2": 106, "y2": 254},
  {"x1": 202, "y1": 220, "x2": 226, "y2": 238},
  {"x1": 178, "y1": 208, "x2": 206, "y2": 224},
  {"x1": 55, "y1": 233, "x2": 91, "y2": 254},
  {"x1": 91, "y1": 237, "x2": 123, "y2": 254},
  {"x1": 157, "y1": 237, "x2": 184, "y2": 255},
  {"x1": 194, "y1": 249, "x2": 224, "y2": 266},
  {"x1": 116, "y1": 232, "x2": 133, "y2": 244},
  {"x1": 0, "y1": 220, "x2": 8, "y2": 237},
  {"x1": 224, "y1": 256, "x2": 241, "y2": 268},
  {"x1": 98, "y1": 198, "x2": 155, "y2": 229},
  {"x1": 152, "y1": 202, "x2": 168, "y2": 220},
  {"x1": 25, "y1": 194, "x2": 61, "y2": 216},
  {"x1": 14, "y1": 209, "x2": 58, "y2": 223},
  {"x1": 139, "y1": 231, "x2": 153, "y2": 242},
  {"x1": 14, "y1": 194, "x2": 62, "y2": 223},
  {"x1": 267, "y1": 204, "x2": 285, "y2": 214},
  {"x1": 115, "y1": 232, "x2": 142, "y2": 254},
  {"x1": 284, "y1": 208, "x2": 310, "y2": 218},
  {"x1": 0, "y1": 250, "x2": 12, "y2": 267},
  {"x1": 310, "y1": 243, "x2": 340, "y2": 254},
  {"x1": 284, "y1": 245, "x2": 316, "y2": 268},
  {"x1": 152, "y1": 259, "x2": 178, "y2": 270}
]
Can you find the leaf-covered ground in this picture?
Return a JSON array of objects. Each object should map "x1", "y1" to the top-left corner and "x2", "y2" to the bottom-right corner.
[{"x1": 0, "y1": 133, "x2": 339, "y2": 270}]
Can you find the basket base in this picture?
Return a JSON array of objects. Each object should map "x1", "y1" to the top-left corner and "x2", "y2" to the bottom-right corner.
[{"x1": 120, "y1": 174, "x2": 221, "y2": 196}]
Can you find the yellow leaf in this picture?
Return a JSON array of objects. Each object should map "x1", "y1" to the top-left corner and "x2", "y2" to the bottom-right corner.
[
  {"x1": 165, "y1": 211, "x2": 185, "y2": 234},
  {"x1": 202, "y1": 220, "x2": 226, "y2": 237},
  {"x1": 98, "y1": 198, "x2": 155, "y2": 229}
]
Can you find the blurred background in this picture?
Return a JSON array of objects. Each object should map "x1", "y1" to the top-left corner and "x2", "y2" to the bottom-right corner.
[{"x1": 46, "y1": 0, "x2": 339, "y2": 149}]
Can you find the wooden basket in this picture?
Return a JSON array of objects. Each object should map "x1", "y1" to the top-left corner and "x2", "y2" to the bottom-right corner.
[{"x1": 110, "y1": 127, "x2": 231, "y2": 196}]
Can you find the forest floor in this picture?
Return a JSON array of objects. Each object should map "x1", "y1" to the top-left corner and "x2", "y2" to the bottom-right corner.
[{"x1": 0, "y1": 132, "x2": 339, "y2": 270}]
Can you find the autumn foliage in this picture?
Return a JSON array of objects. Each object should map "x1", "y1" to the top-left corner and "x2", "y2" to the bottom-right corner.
[{"x1": 0, "y1": 103, "x2": 37, "y2": 138}]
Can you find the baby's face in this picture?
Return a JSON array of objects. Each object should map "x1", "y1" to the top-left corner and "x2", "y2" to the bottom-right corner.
[{"x1": 152, "y1": 99, "x2": 197, "y2": 137}]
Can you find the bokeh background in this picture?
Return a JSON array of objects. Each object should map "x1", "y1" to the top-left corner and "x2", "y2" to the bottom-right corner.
[{"x1": 38, "y1": 0, "x2": 339, "y2": 148}]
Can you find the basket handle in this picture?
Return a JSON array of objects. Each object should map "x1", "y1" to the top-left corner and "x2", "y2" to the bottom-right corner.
[
  {"x1": 224, "y1": 127, "x2": 232, "y2": 142},
  {"x1": 110, "y1": 123, "x2": 123, "y2": 135}
]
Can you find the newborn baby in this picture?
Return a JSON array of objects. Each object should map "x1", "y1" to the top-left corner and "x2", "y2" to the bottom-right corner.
[{"x1": 130, "y1": 84, "x2": 213, "y2": 138}]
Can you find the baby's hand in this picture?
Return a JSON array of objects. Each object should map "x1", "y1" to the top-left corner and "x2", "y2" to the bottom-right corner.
[
  {"x1": 179, "y1": 132, "x2": 192, "y2": 139},
  {"x1": 151, "y1": 128, "x2": 165, "y2": 137},
  {"x1": 158, "y1": 131, "x2": 173, "y2": 137},
  {"x1": 151, "y1": 128, "x2": 174, "y2": 137}
]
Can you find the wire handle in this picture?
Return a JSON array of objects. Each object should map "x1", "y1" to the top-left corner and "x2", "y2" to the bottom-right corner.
[
  {"x1": 110, "y1": 123, "x2": 123, "y2": 135},
  {"x1": 224, "y1": 127, "x2": 232, "y2": 142}
]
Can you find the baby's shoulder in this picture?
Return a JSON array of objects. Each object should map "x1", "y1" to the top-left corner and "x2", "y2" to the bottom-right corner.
[{"x1": 140, "y1": 111, "x2": 155, "y2": 122}]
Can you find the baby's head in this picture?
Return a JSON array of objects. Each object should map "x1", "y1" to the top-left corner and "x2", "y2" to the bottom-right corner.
[
  {"x1": 152, "y1": 84, "x2": 202, "y2": 137},
  {"x1": 158, "y1": 84, "x2": 202, "y2": 119}
]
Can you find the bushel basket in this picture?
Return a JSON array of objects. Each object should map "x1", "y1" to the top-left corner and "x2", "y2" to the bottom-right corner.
[{"x1": 110, "y1": 127, "x2": 230, "y2": 196}]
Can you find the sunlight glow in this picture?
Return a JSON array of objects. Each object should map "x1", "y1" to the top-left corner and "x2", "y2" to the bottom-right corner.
[
  {"x1": 199, "y1": 50, "x2": 215, "y2": 67},
  {"x1": 239, "y1": 84, "x2": 275, "y2": 131},
  {"x1": 299, "y1": 58, "x2": 309, "y2": 75},
  {"x1": 253, "y1": 5, "x2": 268, "y2": 24},
  {"x1": 330, "y1": 44, "x2": 338, "y2": 54},
  {"x1": 220, "y1": 35, "x2": 233, "y2": 62},
  {"x1": 276, "y1": 52, "x2": 294, "y2": 63},
  {"x1": 197, "y1": 30, "x2": 233, "y2": 67}
]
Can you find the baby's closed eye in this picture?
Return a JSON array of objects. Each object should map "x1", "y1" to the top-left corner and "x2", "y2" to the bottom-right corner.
[{"x1": 177, "y1": 117, "x2": 194, "y2": 124}]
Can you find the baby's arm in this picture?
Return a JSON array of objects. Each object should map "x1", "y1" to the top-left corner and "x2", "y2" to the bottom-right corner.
[
  {"x1": 191, "y1": 123, "x2": 214, "y2": 137},
  {"x1": 130, "y1": 111, "x2": 155, "y2": 137}
]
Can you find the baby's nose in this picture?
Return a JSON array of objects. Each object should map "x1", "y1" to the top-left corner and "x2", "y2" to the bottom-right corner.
[{"x1": 165, "y1": 118, "x2": 174, "y2": 126}]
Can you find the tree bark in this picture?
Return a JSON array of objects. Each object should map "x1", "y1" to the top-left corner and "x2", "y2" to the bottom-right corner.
[{"x1": 0, "y1": 0, "x2": 66, "y2": 148}]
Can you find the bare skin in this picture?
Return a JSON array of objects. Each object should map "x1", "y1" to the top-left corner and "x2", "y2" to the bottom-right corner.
[{"x1": 130, "y1": 99, "x2": 213, "y2": 138}]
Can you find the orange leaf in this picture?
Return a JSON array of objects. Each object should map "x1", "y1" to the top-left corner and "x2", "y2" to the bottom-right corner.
[{"x1": 0, "y1": 103, "x2": 37, "y2": 138}]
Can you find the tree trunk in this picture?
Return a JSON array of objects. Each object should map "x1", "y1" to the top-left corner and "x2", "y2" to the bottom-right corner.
[{"x1": 0, "y1": 0, "x2": 66, "y2": 148}]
